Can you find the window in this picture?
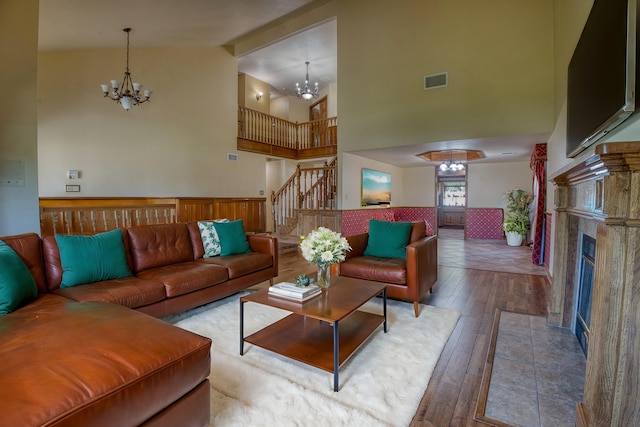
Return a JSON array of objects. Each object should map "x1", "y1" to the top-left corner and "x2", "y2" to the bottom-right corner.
[{"x1": 442, "y1": 181, "x2": 466, "y2": 207}]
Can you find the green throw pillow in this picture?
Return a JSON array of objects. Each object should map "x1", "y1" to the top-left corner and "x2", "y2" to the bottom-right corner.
[
  {"x1": 0, "y1": 241, "x2": 38, "y2": 315},
  {"x1": 197, "y1": 218, "x2": 229, "y2": 258},
  {"x1": 212, "y1": 220, "x2": 252, "y2": 256},
  {"x1": 55, "y1": 229, "x2": 132, "y2": 288},
  {"x1": 363, "y1": 219, "x2": 411, "y2": 259}
]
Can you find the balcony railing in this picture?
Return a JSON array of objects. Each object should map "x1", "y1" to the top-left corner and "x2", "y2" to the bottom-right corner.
[{"x1": 237, "y1": 107, "x2": 337, "y2": 159}]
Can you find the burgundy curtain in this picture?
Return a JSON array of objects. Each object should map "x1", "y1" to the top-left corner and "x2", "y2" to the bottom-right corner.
[{"x1": 530, "y1": 144, "x2": 547, "y2": 265}]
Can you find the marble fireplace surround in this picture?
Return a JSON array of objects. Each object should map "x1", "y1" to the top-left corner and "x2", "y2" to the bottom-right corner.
[{"x1": 550, "y1": 142, "x2": 640, "y2": 427}]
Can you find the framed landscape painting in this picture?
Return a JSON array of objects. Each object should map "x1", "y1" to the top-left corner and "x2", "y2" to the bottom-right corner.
[{"x1": 361, "y1": 168, "x2": 391, "y2": 206}]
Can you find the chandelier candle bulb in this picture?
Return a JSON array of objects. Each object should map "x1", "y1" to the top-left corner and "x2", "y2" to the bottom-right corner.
[
  {"x1": 101, "y1": 84, "x2": 109, "y2": 93},
  {"x1": 133, "y1": 83, "x2": 141, "y2": 91},
  {"x1": 111, "y1": 80, "x2": 119, "y2": 89}
]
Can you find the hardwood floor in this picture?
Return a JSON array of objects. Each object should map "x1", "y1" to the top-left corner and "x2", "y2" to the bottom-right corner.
[
  {"x1": 266, "y1": 235, "x2": 550, "y2": 426},
  {"x1": 411, "y1": 266, "x2": 548, "y2": 426}
]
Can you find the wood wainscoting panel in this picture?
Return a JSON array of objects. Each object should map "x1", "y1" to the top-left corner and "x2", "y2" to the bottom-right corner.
[
  {"x1": 40, "y1": 197, "x2": 266, "y2": 236},
  {"x1": 177, "y1": 198, "x2": 216, "y2": 223},
  {"x1": 40, "y1": 198, "x2": 178, "y2": 236}
]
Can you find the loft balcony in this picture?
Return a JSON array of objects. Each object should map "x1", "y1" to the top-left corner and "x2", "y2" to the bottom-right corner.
[{"x1": 237, "y1": 106, "x2": 337, "y2": 160}]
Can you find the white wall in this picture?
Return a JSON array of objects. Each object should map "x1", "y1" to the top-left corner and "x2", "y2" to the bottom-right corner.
[
  {"x1": 341, "y1": 152, "x2": 404, "y2": 209},
  {"x1": 0, "y1": 0, "x2": 40, "y2": 235},
  {"x1": 270, "y1": 97, "x2": 290, "y2": 120},
  {"x1": 337, "y1": 0, "x2": 555, "y2": 154},
  {"x1": 38, "y1": 46, "x2": 267, "y2": 198},
  {"x1": 341, "y1": 156, "x2": 531, "y2": 210},
  {"x1": 467, "y1": 161, "x2": 532, "y2": 208},
  {"x1": 402, "y1": 167, "x2": 436, "y2": 206}
]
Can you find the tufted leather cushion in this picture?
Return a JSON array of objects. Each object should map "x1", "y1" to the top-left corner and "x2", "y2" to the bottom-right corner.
[{"x1": 127, "y1": 223, "x2": 194, "y2": 273}]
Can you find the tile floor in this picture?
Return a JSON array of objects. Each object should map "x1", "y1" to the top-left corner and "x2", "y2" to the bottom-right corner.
[
  {"x1": 485, "y1": 311, "x2": 587, "y2": 427},
  {"x1": 437, "y1": 227, "x2": 546, "y2": 276}
]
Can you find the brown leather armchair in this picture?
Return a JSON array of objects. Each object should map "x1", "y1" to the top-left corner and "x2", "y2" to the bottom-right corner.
[{"x1": 338, "y1": 221, "x2": 437, "y2": 317}]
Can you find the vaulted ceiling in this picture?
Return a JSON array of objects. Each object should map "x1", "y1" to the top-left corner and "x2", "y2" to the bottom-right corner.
[{"x1": 38, "y1": 0, "x2": 546, "y2": 167}]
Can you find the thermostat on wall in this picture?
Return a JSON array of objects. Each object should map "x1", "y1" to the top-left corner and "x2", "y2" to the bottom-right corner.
[{"x1": 67, "y1": 170, "x2": 79, "y2": 180}]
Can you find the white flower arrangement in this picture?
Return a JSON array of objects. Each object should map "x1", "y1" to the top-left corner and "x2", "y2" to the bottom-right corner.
[{"x1": 300, "y1": 227, "x2": 351, "y2": 266}]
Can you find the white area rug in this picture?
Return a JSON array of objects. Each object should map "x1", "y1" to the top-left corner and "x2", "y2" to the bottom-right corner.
[{"x1": 170, "y1": 293, "x2": 460, "y2": 427}]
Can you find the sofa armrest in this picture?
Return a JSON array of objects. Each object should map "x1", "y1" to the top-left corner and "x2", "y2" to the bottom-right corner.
[
  {"x1": 247, "y1": 234, "x2": 278, "y2": 272},
  {"x1": 406, "y1": 234, "x2": 438, "y2": 300},
  {"x1": 344, "y1": 233, "x2": 368, "y2": 259}
]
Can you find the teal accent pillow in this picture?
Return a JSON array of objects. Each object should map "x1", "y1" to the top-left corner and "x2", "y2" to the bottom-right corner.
[
  {"x1": 55, "y1": 229, "x2": 132, "y2": 288},
  {"x1": 363, "y1": 219, "x2": 411, "y2": 259},
  {"x1": 197, "y1": 218, "x2": 229, "y2": 258},
  {"x1": 212, "y1": 220, "x2": 252, "y2": 256},
  {"x1": 0, "y1": 241, "x2": 38, "y2": 315}
]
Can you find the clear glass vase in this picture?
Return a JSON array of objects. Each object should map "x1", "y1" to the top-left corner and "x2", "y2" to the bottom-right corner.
[{"x1": 316, "y1": 263, "x2": 332, "y2": 288}]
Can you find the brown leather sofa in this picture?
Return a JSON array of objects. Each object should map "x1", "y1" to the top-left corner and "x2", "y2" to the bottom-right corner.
[
  {"x1": 339, "y1": 220, "x2": 437, "y2": 317},
  {"x1": 0, "y1": 222, "x2": 279, "y2": 426},
  {"x1": 41, "y1": 221, "x2": 278, "y2": 318}
]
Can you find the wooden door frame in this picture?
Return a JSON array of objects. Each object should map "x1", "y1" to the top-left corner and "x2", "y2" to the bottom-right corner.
[{"x1": 435, "y1": 169, "x2": 468, "y2": 235}]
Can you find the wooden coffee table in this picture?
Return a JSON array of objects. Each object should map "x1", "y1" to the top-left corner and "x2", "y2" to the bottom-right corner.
[{"x1": 240, "y1": 276, "x2": 387, "y2": 391}]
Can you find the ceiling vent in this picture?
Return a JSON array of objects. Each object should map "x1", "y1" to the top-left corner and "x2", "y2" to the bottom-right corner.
[{"x1": 424, "y1": 72, "x2": 448, "y2": 90}]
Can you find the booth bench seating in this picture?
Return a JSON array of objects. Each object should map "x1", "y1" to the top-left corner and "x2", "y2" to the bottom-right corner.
[
  {"x1": 0, "y1": 221, "x2": 278, "y2": 427},
  {"x1": 339, "y1": 220, "x2": 437, "y2": 317}
]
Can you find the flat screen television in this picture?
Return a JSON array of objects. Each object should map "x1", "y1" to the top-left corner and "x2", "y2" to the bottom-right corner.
[{"x1": 566, "y1": 0, "x2": 639, "y2": 157}]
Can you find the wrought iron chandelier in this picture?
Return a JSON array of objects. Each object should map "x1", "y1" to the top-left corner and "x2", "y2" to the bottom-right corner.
[
  {"x1": 101, "y1": 28, "x2": 151, "y2": 111},
  {"x1": 296, "y1": 61, "x2": 319, "y2": 101}
]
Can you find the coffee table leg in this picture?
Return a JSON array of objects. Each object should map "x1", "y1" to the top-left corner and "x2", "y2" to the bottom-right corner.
[
  {"x1": 333, "y1": 320, "x2": 339, "y2": 392},
  {"x1": 383, "y1": 287, "x2": 388, "y2": 333},
  {"x1": 240, "y1": 300, "x2": 245, "y2": 356}
]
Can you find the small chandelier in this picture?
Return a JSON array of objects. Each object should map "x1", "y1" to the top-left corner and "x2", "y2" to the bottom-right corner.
[
  {"x1": 439, "y1": 151, "x2": 465, "y2": 171},
  {"x1": 296, "y1": 61, "x2": 319, "y2": 101},
  {"x1": 101, "y1": 28, "x2": 151, "y2": 111}
]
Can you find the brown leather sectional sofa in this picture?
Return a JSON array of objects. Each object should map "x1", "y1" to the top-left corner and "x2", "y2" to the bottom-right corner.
[{"x1": 0, "y1": 222, "x2": 279, "y2": 426}]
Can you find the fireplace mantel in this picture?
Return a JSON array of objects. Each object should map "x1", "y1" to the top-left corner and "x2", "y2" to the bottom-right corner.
[{"x1": 551, "y1": 142, "x2": 640, "y2": 426}]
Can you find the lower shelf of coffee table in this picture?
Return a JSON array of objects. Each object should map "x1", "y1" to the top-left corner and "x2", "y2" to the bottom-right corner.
[{"x1": 244, "y1": 311, "x2": 384, "y2": 372}]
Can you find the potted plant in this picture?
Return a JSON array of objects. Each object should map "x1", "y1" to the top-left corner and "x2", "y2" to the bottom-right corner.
[{"x1": 503, "y1": 189, "x2": 533, "y2": 246}]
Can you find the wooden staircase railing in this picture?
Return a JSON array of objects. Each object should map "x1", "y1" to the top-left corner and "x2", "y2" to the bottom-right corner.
[
  {"x1": 271, "y1": 158, "x2": 337, "y2": 235},
  {"x1": 237, "y1": 107, "x2": 337, "y2": 159}
]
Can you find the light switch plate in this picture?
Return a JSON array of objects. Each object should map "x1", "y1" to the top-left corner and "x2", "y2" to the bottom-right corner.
[{"x1": 65, "y1": 184, "x2": 80, "y2": 192}]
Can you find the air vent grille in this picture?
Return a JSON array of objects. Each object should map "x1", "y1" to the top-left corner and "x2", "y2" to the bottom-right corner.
[
  {"x1": 424, "y1": 72, "x2": 448, "y2": 90},
  {"x1": 227, "y1": 153, "x2": 238, "y2": 161}
]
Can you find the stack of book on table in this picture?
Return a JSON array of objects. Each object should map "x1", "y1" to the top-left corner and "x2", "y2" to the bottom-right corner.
[{"x1": 268, "y1": 282, "x2": 321, "y2": 302}]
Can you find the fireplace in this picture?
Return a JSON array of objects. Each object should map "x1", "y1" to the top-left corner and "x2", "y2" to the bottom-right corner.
[
  {"x1": 574, "y1": 234, "x2": 595, "y2": 356},
  {"x1": 550, "y1": 141, "x2": 640, "y2": 427}
]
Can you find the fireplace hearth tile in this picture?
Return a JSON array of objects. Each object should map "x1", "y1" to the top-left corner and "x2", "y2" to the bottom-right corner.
[{"x1": 481, "y1": 311, "x2": 586, "y2": 427}]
